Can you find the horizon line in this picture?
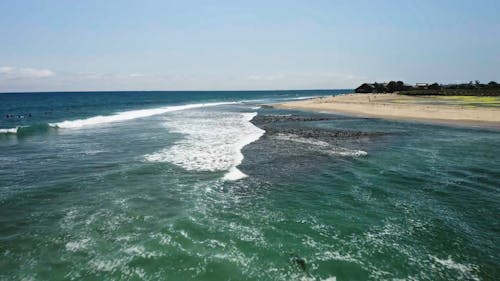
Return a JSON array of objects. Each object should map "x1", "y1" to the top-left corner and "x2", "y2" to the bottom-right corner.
[{"x1": 0, "y1": 88, "x2": 353, "y2": 94}]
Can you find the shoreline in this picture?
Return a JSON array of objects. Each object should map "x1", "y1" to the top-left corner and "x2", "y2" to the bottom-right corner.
[{"x1": 273, "y1": 93, "x2": 500, "y2": 128}]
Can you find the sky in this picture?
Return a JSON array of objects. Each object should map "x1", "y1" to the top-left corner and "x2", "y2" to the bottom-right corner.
[{"x1": 0, "y1": 0, "x2": 499, "y2": 92}]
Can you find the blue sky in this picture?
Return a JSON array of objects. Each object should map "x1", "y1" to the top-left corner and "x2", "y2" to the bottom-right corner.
[{"x1": 1, "y1": 0, "x2": 499, "y2": 92}]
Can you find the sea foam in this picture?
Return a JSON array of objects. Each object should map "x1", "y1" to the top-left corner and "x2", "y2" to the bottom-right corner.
[
  {"x1": 0, "y1": 127, "x2": 20, "y2": 134},
  {"x1": 273, "y1": 133, "x2": 368, "y2": 157},
  {"x1": 145, "y1": 111, "x2": 264, "y2": 181}
]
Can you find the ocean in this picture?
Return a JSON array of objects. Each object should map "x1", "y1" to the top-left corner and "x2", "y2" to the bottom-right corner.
[{"x1": 0, "y1": 90, "x2": 499, "y2": 281}]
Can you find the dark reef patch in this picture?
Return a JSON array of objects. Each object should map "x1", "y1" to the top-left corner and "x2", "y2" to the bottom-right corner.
[
  {"x1": 251, "y1": 114, "x2": 340, "y2": 124},
  {"x1": 251, "y1": 114, "x2": 388, "y2": 141}
]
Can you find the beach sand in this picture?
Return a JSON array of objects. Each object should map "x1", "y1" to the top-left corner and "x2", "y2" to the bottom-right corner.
[{"x1": 274, "y1": 93, "x2": 500, "y2": 127}]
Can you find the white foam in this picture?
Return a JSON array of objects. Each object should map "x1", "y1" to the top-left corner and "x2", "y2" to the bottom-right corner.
[
  {"x1": 431, "y1": 255, "x2": 480, "y2": 281},
  {"x1": 0, "y1": 127, "x2": 19, "y2": 134},
  {"x1": 273, "y1": 133, "x2": 368, "y2": 157},
  {"x1": 274, "y1": 133, "x2": 330, "y2": 147},
  {"x1": 316, "y1": 251, "x2": 357, "y2": 263},
  {"x1": 145, "y1": 111, "x2": 264, "y2": 181},
  {"x1": 290, "y1": 96, "x2": 319, "y2": 100},
  {"x1": 224, "y1": 166, "x2": 249, "y2": 181},
  {"x1": 65, "y1": 238, "x2": 91, "y2": 252},
  {"x1": 333, "y1": 149, "x2": 368, "y2": 157},
  {"x1": 240, "y1": 98, "x2": 268, "y2": 103},
  {"x1": 51, "y1": 102, "x2": 237, "y2": 129}
]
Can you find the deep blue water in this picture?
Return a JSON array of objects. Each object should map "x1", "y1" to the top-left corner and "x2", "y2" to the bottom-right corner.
[
  {"x1": 0, "y1": 90, "x2": 336, "y2": 129},
  {"x1": 0, "y1": 90, "x2": 499, "y2": 281}
]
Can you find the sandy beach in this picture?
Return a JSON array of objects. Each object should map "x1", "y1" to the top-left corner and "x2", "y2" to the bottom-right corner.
[{"x1": 274, "y1": 93, "x2": 500, "y2": 126}]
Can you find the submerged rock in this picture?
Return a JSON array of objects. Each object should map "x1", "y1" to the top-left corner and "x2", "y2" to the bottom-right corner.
[
  {"x1": 293, "y1": 257, "x2": 307, "y2": 271},
  {"x1": 264, "y1": 127, "x2": 384, "y2": 139},
  {"x1": 251, "y1": 114, "x2": 387, "y2": 141},
  {"x1": 289, "y1": 253, "x2": 307, "y2": 271},
  {"x1": 251, "y1": 114, "x2": 339, "y2": 124}
]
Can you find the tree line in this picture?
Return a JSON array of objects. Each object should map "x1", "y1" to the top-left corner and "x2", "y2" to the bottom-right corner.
[{"x1": 355, "y1": 80, "x2": 500, "y2": 94}]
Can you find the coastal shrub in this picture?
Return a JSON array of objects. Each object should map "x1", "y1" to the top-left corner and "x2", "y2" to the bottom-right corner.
[
  {"x1": 354, "y1": 80, "x2": 500, "y2": 96},
  {"x1": 355, "y1": 83, "x2": 374, "y2": 93},
  {"x1": 387, "y1": 81, "x2": 397, "y2": 93},
  {"x1": 428, "y1": 83, "x2": 441, "y2": 90}
]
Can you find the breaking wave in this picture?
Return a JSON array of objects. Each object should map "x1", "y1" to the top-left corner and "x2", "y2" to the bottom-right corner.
[
  {"x1": 0, "y1": 102, "x2": 237, "y2": 137},
  {"x1": 51, "y1": 102, "x2": 237, "y2": 129},
  {"x1": 0, "y1": 127, "x2": 19, "y2": 134},
  {"x1": 0, "y1": 124, "x2": 56, "y2": 137}
]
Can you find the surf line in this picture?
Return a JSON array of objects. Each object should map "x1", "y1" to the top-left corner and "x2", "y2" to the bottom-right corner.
[
  {"x1": 223, "y1": 112, "x2": 265, "y2": 181},
  {"x1": 145, "y1": 111, "x2": 265, "y2": 181},
  {"x1": 51, "y1": 102, "x2": 239, "y2": 129}
]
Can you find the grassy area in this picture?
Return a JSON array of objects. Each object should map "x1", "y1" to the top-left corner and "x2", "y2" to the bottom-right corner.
[
  {"x1": 390, "y1": 95, "x2": 500, "y2": 107},
  {"x1": 399, "y1": 88, "x2": 500, "y2": 96}
]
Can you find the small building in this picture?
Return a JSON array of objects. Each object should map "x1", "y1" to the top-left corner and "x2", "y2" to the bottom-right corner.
[{"x1": 416, "y1": 83, "x2": 429, "y2": 89}]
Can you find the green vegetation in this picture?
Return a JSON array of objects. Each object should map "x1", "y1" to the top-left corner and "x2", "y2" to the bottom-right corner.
[
  {"x1": 355, "y1": 80, "x2": 500, "y2": 96},
  {"x1": 390, "y1": 95, "x2": 500, "y2": 107}
]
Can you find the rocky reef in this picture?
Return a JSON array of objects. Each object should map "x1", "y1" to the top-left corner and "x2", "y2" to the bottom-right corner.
[{"x1": 251, "y1": 114, "x2": 387, "y2": 141}]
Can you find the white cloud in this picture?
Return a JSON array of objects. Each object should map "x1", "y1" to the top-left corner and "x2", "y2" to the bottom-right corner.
[
  {"x1": 128, "y1": 73, "x2": 146, "y2": 78},
  {"x1": 247, "y1": 74, "x2": 285, "y2": 81},
  {"x1": 0, "y1": 66, "x2": 55, "y2": 79},
  {"x1": 244, "y1": 72, "x2": 366, "y2": 89},
  {"x1": 0, "y1": 67, "x2": 14, "y2": 73},
  {"x1": 0, "y1": 68, "x2": 366, "y2": 92}
]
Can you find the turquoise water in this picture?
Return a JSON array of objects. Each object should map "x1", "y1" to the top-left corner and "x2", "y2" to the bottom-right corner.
[{"x1": 0, "y1": 91, "x2": 499, "y2": 280}]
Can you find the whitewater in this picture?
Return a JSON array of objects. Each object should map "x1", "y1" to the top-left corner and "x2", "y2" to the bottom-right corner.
[
  {"x1": 52, "y1": 102, "x2": 239, "y2": 129},
  {"x1": 145, "y1": 110, "x2": 265, "y2": 181},
  {"x1": 1, "y1": 100, "x2": 267, "y2": 181},
  {"x1": 0, "y1": 102, "x2": 238, "y2": 134}
]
